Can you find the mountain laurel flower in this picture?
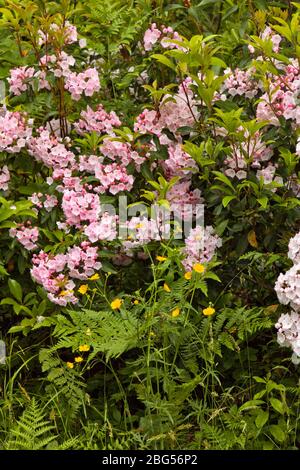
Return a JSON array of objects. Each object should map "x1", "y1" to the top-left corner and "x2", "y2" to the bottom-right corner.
[
  {"x1": 79, "y1": 344, "x2": 90, "y2": 352},
  {"x1": 78, "y1": 284, "x2": 88, "y2": 295},
  {"x1": 171, "y1": 308, "x2": 180, "y2": 317},
  {"x1": 203, "y1": 306, "x2": 215, "y2": 316},
  {"x1": 0, "y1": 165, "x2": 10, "y2": 191},
  {"x1": 111, "y1": 298, "x2": 122, "y2": 310}
]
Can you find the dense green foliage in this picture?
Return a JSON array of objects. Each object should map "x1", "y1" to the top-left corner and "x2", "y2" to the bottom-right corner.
[{"x1": 0, "y1": 0, "x2": 300, "y2": 451}]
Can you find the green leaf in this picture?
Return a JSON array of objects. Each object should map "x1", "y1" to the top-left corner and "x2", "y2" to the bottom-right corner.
[
  {"x1": 270, "y1": 397, "x2": 285, "y2": 415},
  {"x1": 8, "y1": 279, "x2": 23, "y2": 303},
  {"x1": 151, "y1": 54, "x2": 176, "y2": 70},
  {"x1": 268, "y1": 424, "x2": 286, "y2": 443},
  {"x1": 222, "y1": 195, "x2": 236, "y2": 207},
  {"x1": 239, "y1": 399, "x2": 265, "y2": 412},
  {"x1": 205, "y1": 272, "x2": 221, "y2": 282},
  {"x1": 213, "y1": 171, "x2": 235, "y2": 191},
  {"x1": 255, "y1": 410, "x2": 269, "y2": 428},
  {"x1": 257, "y1": 197, "x2": 268, "y2": 209}
]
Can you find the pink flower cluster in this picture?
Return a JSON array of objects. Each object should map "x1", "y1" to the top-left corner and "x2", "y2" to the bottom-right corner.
[
  {"x1": 222, "y1": 67, "x2": 259, "y2": 99},
  {"x1": 74, "y1": 105, "x2": 121, "y2": 135},
  {"x1": 182, "y1": 226, "x2": 222, "y2": 271},
  {"x1": 29, "y1": 193, "x2": 58, "y2": 212},
  {"x1": 224, "y1": 131, "x2": 273, "y2": 180},
  {"x1": 64, "y1": 67, "x2": 100, "y2": 101},
  {"x1": 166, "y1": 181, "x2": 203, "y2": 221},
  {"x1": 31, "y1": 251, "x2": 77, "y2": 306},
  {"x1": 101, "y1": 139, "x2": 145, "y2": 168},
  {"x1": 121, "y1": 216, "x2": 169, "y2": 253},
  {"x1": 135, "y1": 80, "x2": 198, "y2": 138},
  {"x1": 62, "y1": 188, "x2": 101, "y2": 227},
  {"x1": 256, "y1": 164, "x2": 283, "y2": 190},
  {"x1": 143, "y1": 23, "x2": 184, "y2": 51},
  {"x1": 8, "y1": 66, "x2": 35, "y2": 95},
  {"x1": 275, "y1": 311, "x2": 300, "y2": 364},
  {"x1": 9, "y1": 222, "x2": 39, "y2": 251},
  {"x1": 38, "y1": 21, "x2": 78, "y2": 46},
  {"x1": 0, "y1": 165, "x2": 10, "y2": 191},
  {"x1": 94, "y1": 162, "x2": 134, "y2": 195},
  {"x1": 0, "y1": 111, "x2": 32, "y2": 153},
  {"x1": 31, "y1": 243, "x2": 101, "y2": 305},
  {"x1": 163, "y1": 143, "x2": 197, "y2": 178},
  {"x1": 9, "y1": 223, "x2": 39, "y2": 251},
  {"x1": 28, "y1": 129, "x2": 76, "y2": 170},
  {"x1": 84, "y1": 212, "x2": 118, "y2": 243},
  {"x1": 275, "y1": 232, "x2": 300, "y2": 317},
  {"x1": 256, "y1": 60, "x2": 300, "y2": 126},
  {"x1": 67, "y1": 243, "x2": 101, "y2": 280}
]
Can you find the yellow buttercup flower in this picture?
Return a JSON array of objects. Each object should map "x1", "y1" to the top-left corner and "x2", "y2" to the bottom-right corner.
[
  {"x1": 156, "y1": 255, "x2": 167, "y2": 262},
  {"x1": 203, "y1": 306, "x2": 215, "y2": 316},
  {"x1": 163, "y1": 283, "x2": 171, "y2": 292},
  {"x1": 111, "y1": 298, "x2": 122, "y2": 310},
  {"x1": 171, "y1": 308, "x2": 180, "y2": 318},
  {"x1": 78, "y1": 284, "x2": 88, "y2": 295},
  {"x1": 66, "y1": 362, "x2": 74, "y2": 369},
  {"x1": 184, "y1": 271, "x2": 192, "y2": 280},
  {"x1": 89, "y1": 273, "x2": 100, "y2": 281},
  {"x1": 75, "y1": 356, "x2": 83, "y2": 363},
  {"x1": 79, "y1": 344, "x2": 90, "y2": 352},
  {"x1": 59, "y1": 290, "x2": 73, "y2": 297},
  {"x1": 193, "y1": 263, "x2": 205, "y2": 273},
  {"x1": 134, "y1": 299, "x2": 139, "y2": 305}
]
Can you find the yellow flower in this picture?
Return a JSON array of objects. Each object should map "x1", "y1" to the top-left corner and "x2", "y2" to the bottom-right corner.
[
  {"x1": 78, "y1": 284, "x2": 88, "y2": 295},
  {"x1": 79, "y1": 344, "x2": 90, "y2": 352},
  {"x1": 134, "y1": 299, "x2": 139, "y2": 305},
  {"x1": 89, "y1": 273, "x2": 100, "y2": 281},
  {"x1": 203, "y1": 306, "x2": 215, "y2": 316},
  {"x1": 75, "y1": 356, "x2": 83, "y2": 363},
  {"x1": 171, "y1": 308, "x2": 180, "y2": 318},
  {"x1": 184, "y1": 271, "x2": 192, "y2": 280},
  {"x1": 111, "y1": 298, "x2": 122, "y2": 310},
  {"x1": 59, "y1": 290, "x2": 73, "y2": 297},
  {"x1": 66, "y1": 362, "x2": 74, "y2": 369},
  {"x1": 193, "y1": 263, "x2": 205, "y2": 273},
  {"x1": 156, "y1": 255, "x2": 167, "y2": 262},
  {"x1": 163, "y1": 283, "x2": 171, "y2": 292}
]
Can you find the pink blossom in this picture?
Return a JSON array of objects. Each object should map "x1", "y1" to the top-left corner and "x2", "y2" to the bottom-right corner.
[
  {"x1": 28, "y1": 129, "x2": 76, "y2": 170},
  {"x1": 62, "y1": 188, "x2": 101, "y2": 227},
  {"x1": 182, "y1": 226, "x2": 222, "y2": 271},
  {"x1": 143, "y1": 23, "x2": 161, "y2": 51},
  {"x1": 84, "y1": 212, "x2": 118, "y2": 242},
  {"x1": 8, "y1": 66, "x2": 35, "y2": 95},
  {"x1": 163, "y1": 143, "x2": 197, "y2": 178},
  {"x1": 0, "y1": 111, "x2": 32, "y2": 153},
  {"x1": 0, "y1": 166, "x2": 10, "y2": 191},
  {"x1": 9, "y1": 223, "x2": 39, "y2": 250},
  {"x1": 74, "y1": 105, "x2": 121, "y2": 135},
  {"x1": 64, "y1": 68, "x2": 100, "y2": 100}
]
